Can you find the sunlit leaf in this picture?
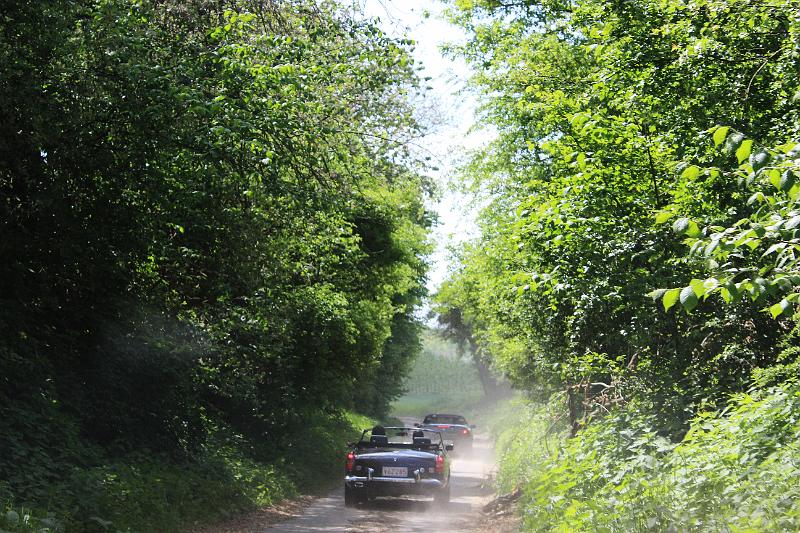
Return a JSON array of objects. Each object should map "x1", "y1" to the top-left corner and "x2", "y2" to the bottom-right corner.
[
  {"x1": 768, "y1": 169, "x2": 782, "y2": 189},
  {"x1": 769, "y1": 299, "x2": 791, "y2": 319},
  {"x1": 785, "y1": 216, "x2": 800, "y2": 229},
  {"x1": 736, "y1": 139, "x2": 753, "y2": 164},
  {"x1": 681, "y1": 165, "x2": 701, "y2": 180},
  {"x1": 672, "y1": 217, "x2": 690, "y2": 234},
  {"x1": 663, "y1": 288, "x2": 681, "y2": 311},
  {"x1": 647, "y1": 288, "x2": 667, "y2": 301},
  {"x1": 655, "y1": 211, "x2": 674, "y2": 224},
  {"x1": 690, "y1": 278, "x2": 706, "y2": 298},
  {"x1": 750, "y1": 150, "x2": 770, "y2": 172},
  {"x1": 713, "y1": 126, "x2": 729, "y2": 147}
]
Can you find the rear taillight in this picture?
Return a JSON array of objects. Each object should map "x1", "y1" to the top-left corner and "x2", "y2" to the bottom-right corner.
[
  {"x1": 462, "y1": 428, "x2": 470, "y2": 435},
  {"x1": 435, "y1": 454, "x2": 444, "y2": 474},
  {"x1": 346, "y1": 452, "x2": 355, "y2": 472}
]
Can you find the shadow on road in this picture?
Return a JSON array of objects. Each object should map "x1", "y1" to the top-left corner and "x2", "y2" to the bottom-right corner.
[{"x1": 356, "y1": 498, "x2": 472, "y2": 515}]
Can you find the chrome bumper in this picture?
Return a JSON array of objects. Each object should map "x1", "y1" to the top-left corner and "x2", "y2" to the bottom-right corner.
[{"x1": 344, "y1": 475, "x2": 444, "y2": 488}]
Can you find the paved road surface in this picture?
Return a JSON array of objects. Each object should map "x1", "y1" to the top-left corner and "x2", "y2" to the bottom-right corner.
[{"x1": 267, "y1": 418, "x2": 496, "y2": 533}]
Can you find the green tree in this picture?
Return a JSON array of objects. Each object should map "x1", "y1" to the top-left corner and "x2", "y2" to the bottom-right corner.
[
  {"x1": 0, "y1": 0, "x2": 432, "y2": 514},
  {"x1": 438, "y1": 0, "x2": 800, "y2": 432}
]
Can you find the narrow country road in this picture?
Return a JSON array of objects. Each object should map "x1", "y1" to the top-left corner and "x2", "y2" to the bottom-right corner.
[{"x1": 266, "y1": 417, "x2": 496, "y2": 532}]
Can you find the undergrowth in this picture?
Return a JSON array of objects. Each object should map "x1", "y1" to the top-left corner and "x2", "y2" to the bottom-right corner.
[
  {"x1": 495, "y1": 384, "x2": 800, "y2": 532},
  {"x1": 0, "y1": 411, "x2": 374, "y2": 533}
]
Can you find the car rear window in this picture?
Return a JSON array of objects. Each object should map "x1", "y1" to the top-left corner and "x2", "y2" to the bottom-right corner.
[{"x1": 423, "y1": 415, "x2": 467, "y2": 425}]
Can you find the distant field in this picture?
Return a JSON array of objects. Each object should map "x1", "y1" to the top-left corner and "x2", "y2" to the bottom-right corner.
[
  {"x1": 391, "y1": 391, "x2": 485, "y2": 418},
  {"x1": 391, "y1": 332, "x2": 485, "y2": 417}
]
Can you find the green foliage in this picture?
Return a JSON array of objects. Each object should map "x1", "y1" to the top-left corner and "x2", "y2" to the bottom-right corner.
[
  {"x1": 652, "y1": 132, "x2": 800, "y2": 317},
  {"x1": 0, "y1": 409, "x2": 371, "y2": 532},
  {"x1": 403, "y1": 340, "x2": 483, "y2": 396},
  {"x1": 0, "y1": 0, "x2": 429, "y2": 528},
  {"x1": 439, "y1": 0, "x2": 800, "y2": 433},
  {"x1": 0, "y1": 505, "x2": 62, "y2": 533},
  {"x1": 503, "y1": 385, "x2": 800, "y2": 532},
  {"x1": 491, "y1": 398, "x2": 566, "y2": 495},
  {"x1": 440, "y1": 0, "x2": 800, "y2": 528}
]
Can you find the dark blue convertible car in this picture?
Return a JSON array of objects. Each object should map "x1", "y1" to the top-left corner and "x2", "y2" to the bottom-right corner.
[{"x1": 344, "y1": 426, "x2": 452, "y2": 506}]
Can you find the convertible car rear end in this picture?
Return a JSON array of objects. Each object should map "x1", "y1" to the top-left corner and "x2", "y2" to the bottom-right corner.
[
  {"x1": 344, "y1": 427, "x2": 451, "y2": 506},
  {"x1": 418, "y1": 413, "x2": 475, "y2": 452}
]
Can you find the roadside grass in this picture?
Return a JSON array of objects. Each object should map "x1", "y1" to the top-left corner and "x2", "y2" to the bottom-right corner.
[
  {"x1": 485, "y1": 397, "x2": 564, "y2": 494},
  {"x1": 492, "y1": 385, "x2": 800, "y2": 531},
  {"x1": 1, "y1": 410, "x2": 375, "y2": 533}
]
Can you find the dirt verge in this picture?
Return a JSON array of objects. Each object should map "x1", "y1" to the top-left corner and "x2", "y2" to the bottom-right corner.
[{"x1": 191, "y1": 496, "x2": 316, "y2": 533}]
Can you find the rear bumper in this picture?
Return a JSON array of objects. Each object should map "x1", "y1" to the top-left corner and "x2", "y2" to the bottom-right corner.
[{"x1": 345, "y1": 475, "x2": 444, "y2": 488}]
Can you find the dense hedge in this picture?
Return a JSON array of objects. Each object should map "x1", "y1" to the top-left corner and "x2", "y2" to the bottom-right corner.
[
  {"x1": 0, "y1": 0, "x2": 429, "y2": 529},
  {"x1": 493, "y1": 380, "x2": 800, "y2": 531}
]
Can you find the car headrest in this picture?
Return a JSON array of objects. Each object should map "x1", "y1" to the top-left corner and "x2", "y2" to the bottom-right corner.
[
  {"x1": 369, "y1": 435, "x2": 389, "y2": 447},
  {"x1": 413, "y1": 437, "x2": 431, "y2": 447},
  {"x1": 412, "y1": 430, "x2": 425, "y2": 438}
]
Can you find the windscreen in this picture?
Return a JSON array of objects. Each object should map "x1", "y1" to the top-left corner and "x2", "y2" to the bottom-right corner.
[
  {"x1": 423, "y1": 415, "x2": 467, "y2": 425},
  {"x1": 361, "y1": 427, "x2": 442, "y2": 448}
]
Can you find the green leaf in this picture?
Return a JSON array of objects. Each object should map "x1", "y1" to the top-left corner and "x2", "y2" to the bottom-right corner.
[
  {"x1": 672, "y1": 217, "x2": 700, "y2": 237},
  {"x1": 745, "y1": 238, "x2": 762, "y2": 250},
  {"x1": 672, "y1": 217, "x2": 689, "y2": 234},
  {"x1": 781, "y1": 170, "x2": 796, "y2": 192},
  {"x1": 680, "y1": 286, "x2": 699, "y2": 312},
  {"x1": 704, "y1": 239, "x2": 720, "y2": 256},
  {"x1": 769, "y1": 299, "x2": 791, "y2": 319},
  {"x1": 736, "y1": 139, "x2": 753, "y2": 164},
  {"x1": 749, "y1": 150, "x2": 770, "y2": 172},
  {"x1": 681, "y1": 165, "x2": 701, "y2": 180},
  {"x1": 720, "y1": 287, "x2": 732, "y2": 303},
  {"x1": 725, "y1": 131, "x2": 745, "y2": 153},
  {"x1": 689, "y1": 239, "x2": 705, "y2": 255},
  {"x1": 654, "y1": 211, "x2": 674, "y2": 224},
  {"x1": 768, "y1": 168, "x2": 782, "y2": 189},
  {"x1": 689, "y1": 278, "x2": 706, "y2": 298},
  {"x1": 703, "y1": 278, "x2": 719, "y2": 294},
  {"x1": 784, "y1": 215, "x2": 800, "y2": 229},
  {"x1": 713, "y1": 126, "x2": 729, "y2": 147},
  {"x1": 762, "y1": 243, "x2": 785, "y2": 257},
  {"x1": 647, "y1": 288, "x2": 667, "y2": 301},
  {"x1": 663, "y1": 288, "x2": 681, "y2": 311},
  {"x1": 686, "y1": 220, "x2": 702, "y2": 238}
]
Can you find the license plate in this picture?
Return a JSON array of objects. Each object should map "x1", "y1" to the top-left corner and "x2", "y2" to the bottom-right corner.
[{"x1": 382, "y1": 466, "x2": 408, "y2": 477}]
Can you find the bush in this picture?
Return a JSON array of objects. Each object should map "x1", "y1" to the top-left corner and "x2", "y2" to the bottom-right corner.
[
  {"x1": 497, "y1": 384, "x2": 800, "y2": 531},
  {"x1": 0, "y1": 409, "x2": 372, "y2": 533}
]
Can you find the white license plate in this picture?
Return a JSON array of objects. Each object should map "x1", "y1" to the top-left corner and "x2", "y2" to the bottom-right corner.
[{"x1": 382, "y1": 466, "x2": 408, "y2": 477}]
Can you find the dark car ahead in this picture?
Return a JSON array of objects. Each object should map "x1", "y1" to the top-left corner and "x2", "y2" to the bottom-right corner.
[
  {"x1": 417, "y1": 413, "x2": 475, "y2": 452},
  {"x1": 344, "y1": 426, "x2": 452, "y2": 506}
]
